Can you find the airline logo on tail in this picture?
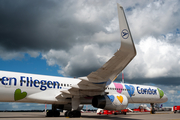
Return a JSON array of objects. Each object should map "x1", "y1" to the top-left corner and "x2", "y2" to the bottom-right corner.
[{"x1": 121, "y1": 29, "x2": 129, "y2": 39}]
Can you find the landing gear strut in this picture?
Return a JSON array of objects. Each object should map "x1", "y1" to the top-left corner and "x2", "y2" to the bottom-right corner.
[
  {"x1": 150, "y1": 103, "x2": 155, "y2": 114},
  {"x1": 64, "y1": 96, "x2": 81, "y2": 117},
  {"x1": 65, "y1": 110, "x2": 81, "y2": 117},
  {"x1": 46, "y1": 104, "x2": 60, "y2": 117}
]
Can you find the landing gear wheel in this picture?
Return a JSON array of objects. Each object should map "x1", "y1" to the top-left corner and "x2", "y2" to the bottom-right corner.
[
  {"x1": 67, "y1": 111, "x2": 73, "y2": 118},
  {"x1": 46, "y1": 110, "x2": 53, "y2": 117},
  {"x1": 54, "y1": 110, "x2": 60, "y2": 117},
  {"x1": 65, "y1": 111, "x2": 68, "y2": 117},
  {"x1": 151, "y1": 109, "x2": 155, "y2": 114},
  {"x1": 46, "y1": 110, "x2": 60, "y2": 117},
  {"x1": 74, "y1": 110, "x2": 81, "y2": 117},
  {"x1": 67, "y1": 110, "x2": 81, "y2": 118},
  {"x1": 150, "y1": 103, "x2": 156, "y2": 114}
]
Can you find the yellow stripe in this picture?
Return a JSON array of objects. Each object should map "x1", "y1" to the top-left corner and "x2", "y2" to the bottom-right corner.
[{"x1": 113, "y1": 76, "x2": 118, "y2": 81}]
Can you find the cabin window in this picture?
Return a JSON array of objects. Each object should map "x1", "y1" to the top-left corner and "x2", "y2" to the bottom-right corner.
[
  {"x1": 64, "y1": 84, "x2": 66, "y2": 86},
  {"x1": 0, "y1": 78, "x2": 2, "y2": 81},
  {"x1": 67, "y1": 84, "x2": 69, "y2": 87}
]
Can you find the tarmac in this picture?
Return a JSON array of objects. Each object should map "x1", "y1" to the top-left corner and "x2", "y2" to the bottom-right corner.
[{"x1": 0, "y1": 111, "x2": 180, "y2": 120}]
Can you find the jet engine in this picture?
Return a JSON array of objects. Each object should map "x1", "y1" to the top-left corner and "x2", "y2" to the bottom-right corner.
[{"x1": 92, "y1": 94, "x2": 128, "y2": 110}]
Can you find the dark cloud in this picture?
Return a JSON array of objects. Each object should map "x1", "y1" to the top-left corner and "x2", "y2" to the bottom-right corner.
[
  {"x1": 0, "y1": 0, "x2": 108, "y2": 52},
  {"x1": 1, "y1": 0, "x2": 180, "y2": 83}
]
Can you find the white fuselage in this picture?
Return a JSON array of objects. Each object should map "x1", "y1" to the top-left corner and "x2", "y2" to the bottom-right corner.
[
  {"x1": 105, "y1": 83, "x2": 168, "y2": 103},
  {"x1": 0, "y1": 70, "x2": 168, "y2": 105}
]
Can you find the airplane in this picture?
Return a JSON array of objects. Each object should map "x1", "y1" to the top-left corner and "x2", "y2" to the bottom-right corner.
[{"x1": 0, "y1": 3, "x2": 168, "y2": 117}]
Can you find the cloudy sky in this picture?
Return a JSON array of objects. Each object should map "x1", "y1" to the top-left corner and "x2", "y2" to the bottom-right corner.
[{"x1": 0, "y1": 0, "x2": 180, "y2": 110}]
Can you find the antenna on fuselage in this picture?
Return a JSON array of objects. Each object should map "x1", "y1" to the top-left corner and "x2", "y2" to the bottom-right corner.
[{"x1": 122, "y1": 71, "x2": 124, "y2": 83}]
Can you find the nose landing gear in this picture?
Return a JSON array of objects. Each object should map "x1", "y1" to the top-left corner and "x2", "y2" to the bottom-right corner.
[{"x1": 150, "y1": 103, "x2": 155, "y2": 114}]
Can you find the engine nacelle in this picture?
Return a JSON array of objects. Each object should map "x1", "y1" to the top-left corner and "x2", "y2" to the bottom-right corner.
[{"x1": 92, "y1": 94, "x2": 128, "y2": 110}]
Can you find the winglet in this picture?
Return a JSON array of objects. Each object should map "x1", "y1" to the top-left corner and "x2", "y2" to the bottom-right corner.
[
  {"x1": 117, "y1": 3, "x2": 136, "y2": 55},
  {"x1": 84, "y1": 4, "x2": 136, "y2": 83}
]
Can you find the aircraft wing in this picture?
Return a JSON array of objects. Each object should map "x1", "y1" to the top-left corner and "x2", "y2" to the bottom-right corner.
[
  {"x1": 81, "y1": 4, "x2": 136, "y2": 83},
  {"x1": 58, "y1": 3, "x2": 136, "y2": 98}
]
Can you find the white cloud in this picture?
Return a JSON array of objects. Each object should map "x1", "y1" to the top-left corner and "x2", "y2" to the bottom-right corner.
[
  {"x1": 90, "y1": 31, "x2": 119, "y2": 43},
  {"x1": 168, "y1": 90, "x2": 177, "y2": 94},
  {"x1": 42, "y1": 43, "x2": 118, "y2": 77},
  {"x1": 126, "y1": 36, "x2": 180, "y2": 79},
  {"x1": 0, "y1": 47, "x2": 24, "y2": 60},
  {"x1": 27, "y1": 51, "x2": 40, "y2": 58},
  {"x1": 128, "y1": 0, "x2": 180, "y2": 42}
]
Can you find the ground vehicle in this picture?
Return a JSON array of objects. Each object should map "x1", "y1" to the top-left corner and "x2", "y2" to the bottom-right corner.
[
  {"x1": 173, "y1": 106, "x2": 180, "y2": 113},
  {"x1": 97, "y1": 109, "x2": 131, "y2": 115}
]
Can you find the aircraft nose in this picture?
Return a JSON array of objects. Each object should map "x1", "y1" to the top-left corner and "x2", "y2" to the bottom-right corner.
[{"x1": 162, "y1": 94, "x2": 168, "y2": 102}]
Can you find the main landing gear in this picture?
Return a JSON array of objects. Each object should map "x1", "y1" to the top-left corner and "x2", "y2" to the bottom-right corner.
[
  {"x1": 46, "y1": 110, "x2": 60, "y2": 117},
  {"x1": 150, "y1": 103, "x2": 155, "y2": 114},
  {"x1": 46, "y1": 104, "x2": 60, "y2": 117},
  {"x1": 46, "y1": 104, "x2": 82, "y2": 118},
  {"x1": 64, "y1": 110, "x2": 81, "y2": 117}
]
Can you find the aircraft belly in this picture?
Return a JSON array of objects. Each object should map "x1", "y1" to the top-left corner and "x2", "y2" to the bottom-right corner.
[
  {"x1": 0, "y1": 87, "x2": 15, "y2": 102},
  {"x1": 128, "y1": 94, "x2": 160, "y2": 103}
]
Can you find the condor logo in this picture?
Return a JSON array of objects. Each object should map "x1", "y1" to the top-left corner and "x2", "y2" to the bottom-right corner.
[{"x1": 137, "y1": 86, "x2": 157, "y2": 95}]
